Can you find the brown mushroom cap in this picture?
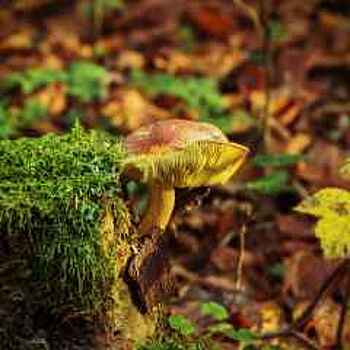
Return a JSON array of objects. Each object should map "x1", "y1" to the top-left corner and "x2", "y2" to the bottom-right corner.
[
  {"x1": 125, "y1": 119, "x2": 228, "y2": 154},
  {"x1": 124, "y1": 119, "x2": 249, "y2": 188}
]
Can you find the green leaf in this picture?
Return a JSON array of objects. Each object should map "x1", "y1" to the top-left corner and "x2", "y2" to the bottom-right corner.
[
  {"x1": 2, "y1": 62, "x2": 110, "y2": 104},
  {"x1": 266, "y1": 262, "x2": 285, "y2": 280},
  {"x1": 0, "y1": 102, "x2": 15, "y2": 138},
  {"x1": 130, "y1": 70, "x2": 232, "y2": 132},
  {"x1": 168, "y1": 315, "x2": 196, "y2": 336},
  {"x1": 131, "y1": 70, "x2": 224, "y2": 111},
  {"x1": 230, "y1": 109, "x2": 257, "y2": 133},
  {"x1": 246, "y1": 170, "x2": 290, "y2": 195},
  {"x1": 249, "y1": 50, "x2": 267, "y2": 65},
  {"x1": 139, "y1": 341, "x2": 204, "y2": 350},
  {"x1": 3, "y1": 68, "x2": 67, "y2": 94},
  {"x1": 18, "y1": 99, "x2": 48, "y2": 126},
  {"x1": 225, "y1": 328, "x2": 257, "y2": 342},
  {"x1": 252, "y1": 154, "x2": 303, "y2": 168},
  {"x1": 137, "y1": 340, "x2": 186, "y2": 350},
  {"x1": 241, "y1": 346, "x2": 282, "y2": 350},
  {"x1": 200, "y1": 302, "x2": 229, "y2": 321},
  {"x1": 67, "y1": 61, "x2": 109, "y2": 102},
  {"x1": 267, "y1": 20, "x2": 288, "y2": 43},
  {"x1": 178, "y1": 25, "x2": 196, "y2": 51},
  {"x1": 207, "y1": 322, "x2": 234, "y2": 334},
  {"x1": 295, "y1": 187, "x2": 350, "y2": 258},
  {"x1": 102, "y1": 0, "x2": 123, "y2": 9}
]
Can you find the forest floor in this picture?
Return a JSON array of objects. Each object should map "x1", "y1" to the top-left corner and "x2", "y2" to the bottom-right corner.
[{"x1": 1, "y1": 1, "x2": 350, "y2": 349}]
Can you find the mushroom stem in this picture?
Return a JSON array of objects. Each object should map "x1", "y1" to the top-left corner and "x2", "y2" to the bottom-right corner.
[{"x1": 140, "y1": 182, "x2": 175, "y2": 234}]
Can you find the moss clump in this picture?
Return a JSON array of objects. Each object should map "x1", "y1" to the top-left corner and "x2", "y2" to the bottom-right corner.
[{"x1": 0, "y1": 124, "x2": 130, "y2": 315}]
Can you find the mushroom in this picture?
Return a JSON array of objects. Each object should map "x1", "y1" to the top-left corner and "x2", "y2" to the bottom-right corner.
[{"x1": 123, "y1": 119, "x2": 249, "y2": 234}]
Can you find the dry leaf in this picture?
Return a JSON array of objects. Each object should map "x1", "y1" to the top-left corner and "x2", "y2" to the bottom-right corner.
[
  {"x1": 35, "y1": 83, "x2": 67, "y2": 116},
  {"x1": 285, "y1": 133, "x2": 312, "y2": 154},
  {"x1": 0, "y1": 29, "x2": 33, "y2": 51},
  {"x1": 117, "y1": 50, "x2": 145, "y2": 70},
  {"x1": 102, "y1": 89, "x2": 171, "y2": 132}
]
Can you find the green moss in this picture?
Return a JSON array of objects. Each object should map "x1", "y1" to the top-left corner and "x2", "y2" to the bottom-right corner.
[{"x1": 0, "y1": 123, "x2": 130, "y2": 312}]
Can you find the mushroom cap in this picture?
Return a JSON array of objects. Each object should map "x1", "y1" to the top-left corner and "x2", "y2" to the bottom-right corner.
[
  {"x1": 123, "y1": 119, "x2": 249, "y2": 188},
  {"x1": 125, "y1": 119, "x2": 228, "y2": 154}
]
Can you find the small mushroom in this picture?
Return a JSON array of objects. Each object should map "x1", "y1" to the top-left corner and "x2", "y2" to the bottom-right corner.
[{"x1": 123, "y1": 119, "x2": 249, "y2": 234}]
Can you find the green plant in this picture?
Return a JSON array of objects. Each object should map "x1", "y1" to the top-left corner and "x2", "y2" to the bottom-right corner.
[
  {"x1": 200, "y1": 301, "x2": 229, "y2": 321},
  {"x1": 18, "y1": 99, "x2": 48, "y2": 126},
  {"x1": 3, "y1": 61, "x2": 109, "y2": 103},
  {"x1": 161, "y1": 301, "x2": 257, "y2": 349},
  {"x1": 99, "y1": 0, "x2": 123, "y2": 8},
  {"x1": 177, "y1": 25, "x2": 196, "y2": 52},
  {"x1": 266, "y1": 262, "x2": 285, "y2": 280},
  {"x1": 252, "y1": 154, "x2": 303, "y2": 168},
  {"x1": 246, "y1": 170, "x2": 290, "y2": 195},
  {"x1": 0, "y1": 99, "x2": 48, "y2": 138},
  {"x1": 0, "y1": 99, "x2": 48, "y2": 139},
  {"x1": 88, "y1": 0, "x2": 124, "y2": 38},
  {"x1": 168, "y1": 315, "x2": 196, "y2": 336},
  {"x1": 3, "y1": 68, "x2": 67, "y2": 94},
  {"x1": 0, "y1": 62, "x2": 111, "y2": 134},
  {"x1": 267, "y1": 20, "x2": 288, "y2": 43},
  {"x1": 247, "y1": 153, "x2": 302, "y2": 195},
  {"x1": 0, "y1": 101, "x2": 15, "y2": 138},
  {"x1": 130, "y1": 70, "x2": 236, "y2": 132},
  {"x1": 67, "y1": 61, "x2": 109, "y2": 102},
  {"x1": 138, "y1": 339, "x2": 204, "y2": 350}
]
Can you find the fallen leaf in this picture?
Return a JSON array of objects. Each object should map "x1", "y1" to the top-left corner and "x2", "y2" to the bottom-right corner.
[
  {"x1": 186, "y1": 4, "x2": 233, "y2": 38},
  {"x1": 0, "y1": 29, "x2": 34, "y2": 51},
  {"x1": 276, "y1": 214, "x2": 314, "y2": 240},
  {"x1": 102, "y1": 89, "x2": 171, "y2": 132},
  {"x1": 35, "y1": 83, "x2": 67, "y2": 116},
  {"x1": 117, "y1": 50, "x2": 145, "y2": 70},
  {"x1": 285, "y1": 133, "x2": 312, "y2": 154},
  {"x1": 283, "y1": 251, "x2": 336, "y2": 299}
]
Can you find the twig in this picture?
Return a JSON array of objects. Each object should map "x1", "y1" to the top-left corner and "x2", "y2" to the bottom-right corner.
[
  {"x1": 259, "y1": 260, "x2": 349, "y2": 348},
  {"x1": 232, "y1": 0, "x2": 263, "y2": 38},
  {"x1": 290, "y1": 330, "x2": 319, "y2": 350},
  {"x1": 259, "y1": 328, "x2": 318, "y2": 349},
  {"x1": 233, "y1": 0, "x2": 273, "y2": 153},
  {"x1": 335, "y1": 261, "x2": 350, "y2": 348},
  {"x1": 91, "y1": 0, "x2": 104, "y2": 40},
  {"x1": 292, "y1": 260, "x2": 348, "y2": 329},
  {"x1": 269, "y1": 117, "x2": 291, "y2": 140},
  {"x1": 258, "y1": 0, "x2": 273, "y2": 153},
  {"x1": 292, "y1": 180, "x2": 309, "y2": 199},
  {"x1": 235, "y1": 225, "x2": 247, "y2": 290}
]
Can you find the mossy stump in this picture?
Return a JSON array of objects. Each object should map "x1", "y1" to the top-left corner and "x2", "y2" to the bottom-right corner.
[{"x1": 0, "y1": 125, "x2": 156, "y2": 349}]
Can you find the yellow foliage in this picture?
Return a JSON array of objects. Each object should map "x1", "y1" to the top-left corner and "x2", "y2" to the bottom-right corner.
[{"x1": 295, "y1": 187, "x2": 350, "y2": 258}]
